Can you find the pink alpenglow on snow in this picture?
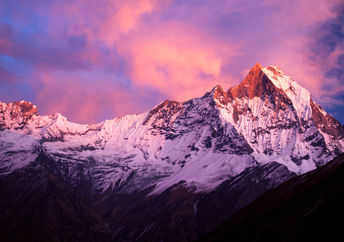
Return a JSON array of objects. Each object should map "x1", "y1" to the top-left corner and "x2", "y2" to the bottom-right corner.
[{"x1": 1, "y1": 63, "x2": 343, "y2": 193}]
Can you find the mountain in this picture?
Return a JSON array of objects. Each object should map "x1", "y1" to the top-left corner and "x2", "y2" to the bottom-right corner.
[
  {"x1": 0, "y1": 150, "x2": 108, "y2": 242},
  {"x1": 0, "y1": 63, "x2": 343, "y2": 241},
  {"x1": 201, "y1": 153, "x2": 344, "y2": 242}
]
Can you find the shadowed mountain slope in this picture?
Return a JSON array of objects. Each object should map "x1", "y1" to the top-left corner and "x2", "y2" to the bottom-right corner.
[
  {"x1": 202, "y1": 153, "x2": 344, "y2": 242},
  {"x1": 0, "y1": 150, "x2": 109, "y2": 242}
]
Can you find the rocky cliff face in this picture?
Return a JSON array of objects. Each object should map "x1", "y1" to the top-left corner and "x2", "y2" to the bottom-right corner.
[
  {"x1": 0, "y1": 100, "x2": 38, "y2": 130},
  {"x1": 0, "y1": 63, "x2": 343, "y2": 241},
  {"x1": 218, "y1": 63, "x2": 342, "y2": 173}
]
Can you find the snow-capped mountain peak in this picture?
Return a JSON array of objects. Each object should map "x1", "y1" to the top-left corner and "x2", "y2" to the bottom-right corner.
[
  {"x1": 0, "y1": 63, "x2": 343, "y2": 194},
  {"x1": 1, "y1": 63, "x2": 343, "y2": 242},
  {"x1": 210, "y1": 84, "x2": 230, "y2": 106},
  {"x1": 263, "y1": 65, "x2": 312, "y2": 120},
  {"x1": 0, "y1": 100, "x2": 38, "y2": 130},
  {"x1": 228, "y1": 62, "x2": 288, "y2": 101}
]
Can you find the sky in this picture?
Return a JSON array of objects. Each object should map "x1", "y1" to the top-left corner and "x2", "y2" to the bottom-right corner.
[{"x1": 0, "y1": 0, "x2": 343, "y2": 124}]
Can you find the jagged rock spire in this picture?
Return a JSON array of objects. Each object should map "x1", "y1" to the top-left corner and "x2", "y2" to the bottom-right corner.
[{"x1": 229, "y1": 62, "x2": 281, "y2": 99}]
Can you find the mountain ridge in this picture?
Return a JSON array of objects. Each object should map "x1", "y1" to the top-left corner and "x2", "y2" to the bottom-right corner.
[
  {"x1": 1, "y1": 63, "x2": 343, "y2": 179},
  {"x1": 1, "y1": 63, "x2": 344, "y2": 241}
]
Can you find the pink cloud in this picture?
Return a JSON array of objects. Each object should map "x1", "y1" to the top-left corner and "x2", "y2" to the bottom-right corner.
[
  {"x1": 49, "y1": 0, "x2": 238, "y2": 102},
  {"x1": 117, "y1": 22, "x2": 237, "y2": 101},
  {"x1": 2, "y1": 0, "x2": 343, "y2": 123},
  {"x1": 112, "y1": 0, "x2": 156, "y2": 34},
  {"x1": 248, "y1": 0, "x2": 342, "y2": 100},
  {"x1": 48, "y1": 0, "x2": 168, "y2": 47},
  {"x1": 43, "y1": 0, "x2": 341, "y2": 103},
  {"x1": 33, "y1": 72, "x2": 146, "y2": 123},
  {"x1": 263, "y1": 0, "x2": 340, "y2": 27},
  {"x1": 15, "y1": 1, "x2": 239, "y2": 120}
]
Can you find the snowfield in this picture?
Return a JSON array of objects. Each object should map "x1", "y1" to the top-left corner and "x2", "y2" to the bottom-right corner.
[{"x1": 0, "y1": 63, "x2": 343, "y2": 194}]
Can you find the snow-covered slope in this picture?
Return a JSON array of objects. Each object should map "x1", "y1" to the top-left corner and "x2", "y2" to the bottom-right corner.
[
  {"x1": 0, "y1": 63, "x2": 343, "y2": 195},
  {"x1": 0, "y1": 97, "x2": 256, "y2": 193}
]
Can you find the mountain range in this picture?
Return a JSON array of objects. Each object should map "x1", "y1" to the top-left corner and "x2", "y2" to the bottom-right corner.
[{"x1": 0, "y1": 63, "x2": 343, "y2": 241}]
